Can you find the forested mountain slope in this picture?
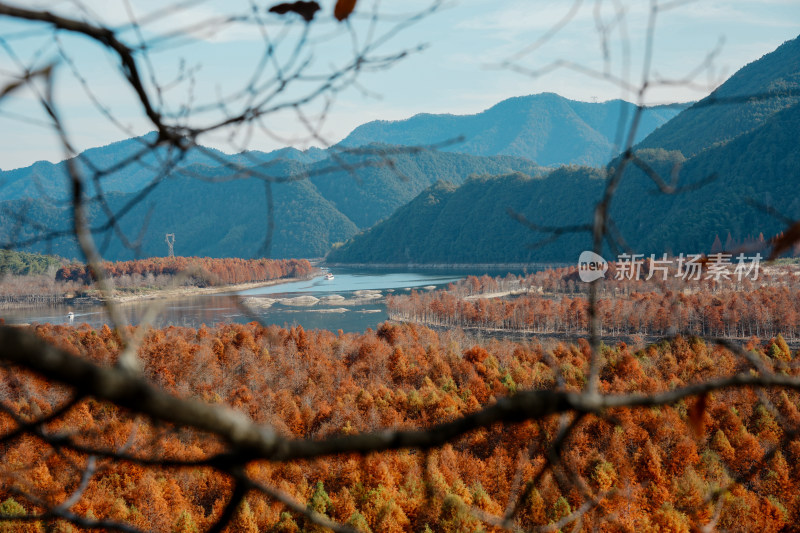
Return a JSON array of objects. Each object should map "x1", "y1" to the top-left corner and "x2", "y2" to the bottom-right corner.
[
  {"x1": 330, "y1": 36, "x2": 800, "y2": 264},
  {"x1": 637, "y1": 35, "x2": 800, "y2": 156},
  {"x1": 0, "y1": 144, "x2": 542, "y2": 259},
  {"x1": 327, "y1": 170, "x2": 605, "y2": 263}
]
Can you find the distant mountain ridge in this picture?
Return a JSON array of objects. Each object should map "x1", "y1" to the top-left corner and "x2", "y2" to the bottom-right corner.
[
  {"x1": 329, "y1": 35, "x2": 800, "y2": 264},
  {"x1": 340, "y1": 93, "x2": 688, "y2": 167},
  {"x1": 0, "y1": 85, "x2": 727, "y2": 262},
  {"x1": 0, "y1": 134, "x2": 330, "y2": 202},
  {"x1": 0, "y1": 140, "x2": 543, "y2": 259},
  {"x1": 0, "y1": 93, "x2": 684, "y2": 203}
]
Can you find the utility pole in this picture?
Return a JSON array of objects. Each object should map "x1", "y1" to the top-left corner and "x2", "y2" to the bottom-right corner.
[{"x1": 165, "y1": 233, "x2": 175, "y2": 258}]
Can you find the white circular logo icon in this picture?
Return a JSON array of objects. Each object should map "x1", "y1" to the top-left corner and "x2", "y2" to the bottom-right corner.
[{"x1": 578, "y1": 251, "x2": 608, "y2": 282}]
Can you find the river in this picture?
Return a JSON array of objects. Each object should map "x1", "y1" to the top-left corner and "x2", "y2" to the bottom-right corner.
[{"x1": 1, "y1": 268, "x2": 497, "y2": 333}]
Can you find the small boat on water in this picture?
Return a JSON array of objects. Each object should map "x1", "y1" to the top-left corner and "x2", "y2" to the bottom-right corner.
[{"x1": 324, "y1": 272, "x2": 334, "y2": 280}]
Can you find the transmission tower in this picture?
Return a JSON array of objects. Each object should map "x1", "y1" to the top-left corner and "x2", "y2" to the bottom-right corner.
[{"x1": 165, "y1": 233, "x2": 175, "y2": 258}]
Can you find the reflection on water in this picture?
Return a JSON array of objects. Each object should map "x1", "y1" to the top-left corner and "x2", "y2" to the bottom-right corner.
[{"x1": 1, "y1": 269, "x2": 469, "y2": 333}]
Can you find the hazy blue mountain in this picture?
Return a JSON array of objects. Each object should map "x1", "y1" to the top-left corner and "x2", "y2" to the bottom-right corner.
[
  {"x1": 329, "y1": 101, "x2": 800, "y2": 263},
  {"x1": 330, "y1": 37, "x2": 800, "y2": 264},
  {"x1": 339, "y1": 93, "x2": 688, "y2": 167},
  {"x1": 0, "y1": 133, "x2": 230, "y2": 201},
  {"x1": 229, "y1": 146, "x2": 329, "y2": 166},
  {"x1": 0, "y1": 138, "x2": 543, "y2": 259},
  {"x1": 0, "y1": 134, "x2": 336, "y2": 203},
  {"x1": 0, "y1": 166, "x2": 358, "y2": 260},
  {"x1": 306, "y1": 146, "x2": 542, "y2": 228}
]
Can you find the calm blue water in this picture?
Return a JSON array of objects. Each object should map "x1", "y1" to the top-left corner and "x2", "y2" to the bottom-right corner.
[
  {"x1": 238, "y1": 269, "x2": 465, "y2": 296},
  {"x1": 1, "y1": 269, "x2": 480, "y2": 333}
]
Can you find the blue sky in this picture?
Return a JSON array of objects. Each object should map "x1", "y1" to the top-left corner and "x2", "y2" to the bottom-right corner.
[{"x1": 0, "y1": 0, "x2": 798, "y2": 169}]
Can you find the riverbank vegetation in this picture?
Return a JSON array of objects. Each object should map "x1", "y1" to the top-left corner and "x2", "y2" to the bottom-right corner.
[
  {"x1": 0, "y1": 255, "x2": 313, "y2": 308},
  {"x1": 1, "y1": 321, "x2": 799, "y2": 531},
  {"x1": 55, "y1": 257, "x2": 314, "y2": 288},
  {"x1": 0, "y1": 250, "x2": 65, "y2": 276},
  {"x1": 388, "y1": 265, "x2": 800, "y2": 341}
]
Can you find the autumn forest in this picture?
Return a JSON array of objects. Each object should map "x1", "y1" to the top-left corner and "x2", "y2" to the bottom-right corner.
[
  {"x1": 2, "y1": 321, "x2": 800, "y2": 532},
  {"x1": 2, "y1": 1, "x2": 800, "y2": 532},
  {"x1": 388, "y1": 266, "x2": 800, "y2": 341}
]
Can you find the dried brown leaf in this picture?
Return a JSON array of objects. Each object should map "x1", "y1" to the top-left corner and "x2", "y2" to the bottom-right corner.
[
  {"x1": 268, "y1": 1, "x2": 321, "y2": 22},
  {"x1": 334, "y1": 0, "x2": 357, "y2": 21}
]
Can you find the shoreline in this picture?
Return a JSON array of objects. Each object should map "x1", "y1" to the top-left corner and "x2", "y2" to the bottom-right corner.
[
  {"x1": 387, "y1": 318, "x2": 800, "y2": 349},
  {"x1": 323, "y1": 262, "x2": 570, "y2": 270},
  {"x1": 107, "y1": 276, "x2": 312, "y2": 305},
  {"x1": 0, "y1": 275, "x2": 314, "y2": 310}
]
